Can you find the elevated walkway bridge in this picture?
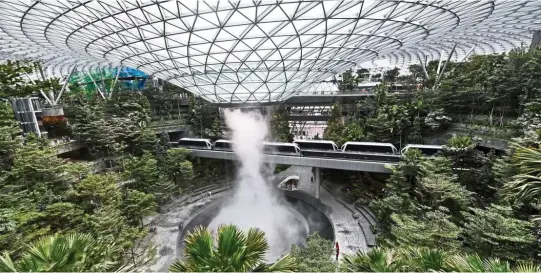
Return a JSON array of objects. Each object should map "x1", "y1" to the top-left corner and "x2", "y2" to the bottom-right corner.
[
  {"x1": 182, "y1": 148, "x2": 398, "y2": 199},
  {"x1": 284, "y1": 92, "x2": 374, "y2": 106},
  {"x1": 182, "y1": 148, "x2": 397, "y2": 173}
]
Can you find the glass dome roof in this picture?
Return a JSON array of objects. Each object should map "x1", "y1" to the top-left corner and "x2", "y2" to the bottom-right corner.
[{"x1": 0, "y1": 0, "x2": 540, "y2": 103}]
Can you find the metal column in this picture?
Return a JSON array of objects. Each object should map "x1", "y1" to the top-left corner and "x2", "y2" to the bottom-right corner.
[
  {"x1": 27, "y1": 98, "x2": 41, "y2": 137},
  {"x1": 315, "y1": 167, "x2": 321, "y2": 199}
]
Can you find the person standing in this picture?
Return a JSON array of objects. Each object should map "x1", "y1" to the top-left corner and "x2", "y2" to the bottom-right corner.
[{"x1": 335, "y1": 241, "x2": 340, "y2": 261}]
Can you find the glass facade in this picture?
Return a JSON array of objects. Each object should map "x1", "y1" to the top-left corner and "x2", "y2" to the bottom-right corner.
[{"x1": 0, "y1": 0, "x2": 539, "y2": 103}]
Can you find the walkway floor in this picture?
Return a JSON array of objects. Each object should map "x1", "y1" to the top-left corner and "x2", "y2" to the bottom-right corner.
[
  {"x1": 276, "y1": 166, "x2": 368, "y2": 255},
  {"x1": 141, "y1": 166, "x2": 366, "y2": 271},
  {"x1": 141, "y1": 190, "x2": 232, "y2": 272}
]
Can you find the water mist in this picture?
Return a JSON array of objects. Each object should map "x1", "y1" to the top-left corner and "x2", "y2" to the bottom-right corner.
[{"x1": 208, "y1": 109, "x2": 308, "y2": 260}]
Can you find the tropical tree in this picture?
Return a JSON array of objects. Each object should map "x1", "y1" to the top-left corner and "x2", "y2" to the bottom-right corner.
[
  {"x1": 208, "y1": 117, "x2": 223, "y2": 141},
  {"x1": 418, "y1": 156, "x2": 473, "y2": 212},
  {"x1": 340, "y1": 248, "x2": 406, "y2": 272},
  {"x1": 123, "y1": 152, "x2": 176, "y2": 202},
  {"x1": 105, "y1": 91, "x2": 151, "y2": 126},
  {"x1": 0, "y1": 101, "x2": 21, "y2": 171},
  {"x1": 399, "y1": 247, "x2": 448, "y2": 272},
  {"x1": 169, "y1": 225, "x2": 296, "y2": 272},
  {"x1": 270, "y1": 105, "x2": 293, "y2": 142},
  {"x1": 187, "y1": 96, "x2": 219, "y2": 138},
  {"x1": 370, "y1": 149, "x2": 425, "y2": 232},
  {"x1": 446, "y1": 253, "x2": 511, "y2": 272},
  {"x1": 339, "y1": 69, "x2": 358, "y2": 91},
  {"x1": 383, "y1": 67, "x2": 400, "y2": 83},
  {"x1": 289, "y1": 233, "x2": 335, "y2": 272},
  {"x1": 323, "y1": 103, "x2": 343, "y2": 144},
  {"x1": 0, "y1": 141, "x2": 88, "y2": 255},
  {"x1": 130, "y1": 128, "x2": 159, "y2": 156},
  {"x1": 160, "y1": 148, "x2": 194, "y2": 188},
  {"x1": 341, "y1": 247, "x2": 541, "y2": 272},
  {"x1": 120, "y1": 189, "x2": 157, "y2": 227},
  {"x1": 0, "y1": 233, "x2": 118, "y2": 272},
  {"x1": 501, "y1": 144, "x2": 541, "y2": 207},
  {"x1": 357, "y1": 68, "x2": 370, "y2": 82},
  {"x1": 389, "y1": 209, "x2": 461, "y2": 251},
  {"x1": 462, "y1": 204, "x2": 536, "y2": 261},
  {"x1": 0, "y1": 60, "x2": 60, "y2": 98},
  {"x1": 70, "y1": 173, "x2": 122, "y2": 212}
]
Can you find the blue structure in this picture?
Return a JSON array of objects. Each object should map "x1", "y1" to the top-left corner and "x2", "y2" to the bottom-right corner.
[
  {"x1": 68, "y1": 66, "x2": 149, "y2": 93},
  {"x1": 111, "y1": 67, "x2": 148, "y2": 90}
]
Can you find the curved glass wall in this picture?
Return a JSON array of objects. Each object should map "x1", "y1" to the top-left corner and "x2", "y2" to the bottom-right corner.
[{"x1": 0, "y1": 0, "x2": 540, "y2": 103}]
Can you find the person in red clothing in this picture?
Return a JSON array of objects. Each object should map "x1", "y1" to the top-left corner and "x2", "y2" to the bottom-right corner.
[{"x1": 335, "y1": 241, "x2": 340, "y2": 261}]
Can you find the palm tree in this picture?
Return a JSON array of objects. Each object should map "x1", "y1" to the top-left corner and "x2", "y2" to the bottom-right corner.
[
  {"x1": 501, "y1": 144, "x2": 541, "y2": 222},
  {"x1": 0, "y1": 232, "x2": 118, "y2": 272},
  {"x1": 169, "y1": 224, "x2": 296, "y2": 272},
  {"x1": 340, "y1": 248, "x2": 406, "y2": 272},
  {"x1": 501, "y1": 145, "x2": 541, "y2": 200},
  {"x1": 400, "y1": 247, "x2": 448, "y2": 272},
  {"x1": 446, "y1": 253, "x2": 511, "y2": 272},
  {"x1": 446, "y1": 253, "x2": 541, "y2": 272},
  {"x1": 513, "y1": 261, "x2": 541, "y2": 272},
  {"x1": 1, "y1": 233, "x2": 92, "y2": 272}
]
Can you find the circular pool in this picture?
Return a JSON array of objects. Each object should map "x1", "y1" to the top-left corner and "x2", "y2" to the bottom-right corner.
[{"x1": 177, "y1": 194, "x2": 334, "y2": 261}]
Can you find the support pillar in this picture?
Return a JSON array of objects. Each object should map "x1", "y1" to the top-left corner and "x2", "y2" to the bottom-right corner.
[
  {"x1": 531, "y1": 30, "x2": 541, "y2": 50},
  {"x1": 315, "y1": 167, "x2": 321, "y2": 199}
]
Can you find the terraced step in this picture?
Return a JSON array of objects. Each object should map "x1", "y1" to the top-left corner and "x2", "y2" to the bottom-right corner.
[
  {"x1": 364, "y1": 206, "x2": 377, "y2": 221},
  {"x1": 186, "y1": 184, "x2": 233, "y2": 205},
  {"x1": 355, "y1": 203, "x2": 377, "y2": 226},
  {"x1": 192, "y1": 183, "x2": 222, "y2": 196},
  {"x1": 358, "y1": 219, "x2": 376, "y2": 247}
]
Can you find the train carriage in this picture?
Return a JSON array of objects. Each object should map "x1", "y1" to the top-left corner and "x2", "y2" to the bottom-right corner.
[
  {"x1": 293, "y1": 140, "x2": 339, "y2": 151},
  {"x1": 342, "y1": 142, "x2": 398, "y2": 154},
  {"x1": 263, "y1": 142, "x2": 302, "y2": 156},
  {"x1": 214, "y1": 139, "x2": 234, "y2": 152},
  {"x1": 178, "y1": 138, "x2": 213, "y2": 150},
  {"x1": 401, "y1": 144, "x2": 442, "y2": 156}
]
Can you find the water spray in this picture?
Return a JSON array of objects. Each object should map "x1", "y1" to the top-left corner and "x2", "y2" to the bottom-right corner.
[{"x1": 209, "y1": 109, "x2": 308, "y2": 260}]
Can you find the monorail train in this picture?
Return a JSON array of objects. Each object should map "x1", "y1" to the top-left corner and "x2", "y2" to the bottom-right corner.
[
  {"x1": 178, "y1": 138, "x2": 445, "y2": 161},
  {"x1": 177, "y1": 138, "x2": 506, "y2": 164},
  {"x1": 179, "y1": 138, "x2": 302, "y2": 156},
  {"x1": 178, "y1": 138, "x2": 213, "y2": 149},
  {"x1": 294, "y1": 140, "x2": 402, "y2": 162}
]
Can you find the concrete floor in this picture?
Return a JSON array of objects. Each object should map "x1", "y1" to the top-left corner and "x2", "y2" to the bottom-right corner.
[
  {"x1": 277, "y1": 166, "x2": 368, "y2": 256},
  {"x1": 141, "y1": 190, "x2": 232, "y2": 272},
  {"x1": 141, "y1": 166, "x2": 367, "y2": 271}
]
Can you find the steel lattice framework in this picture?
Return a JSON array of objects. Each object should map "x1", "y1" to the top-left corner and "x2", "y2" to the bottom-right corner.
[{"x1": 0, "y1": 0, "x2": 540, "y2": 103}]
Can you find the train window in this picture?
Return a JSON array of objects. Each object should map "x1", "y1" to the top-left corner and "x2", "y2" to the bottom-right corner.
[
  {"x1": 215, "y1": 141, "x2": 232, "y2": 150},
  {"x1": 343, "y1": 143, "x2": 395, "y2": 154},
  {"x1": 264, "y1": 144, "x2": 299, "y2": 154},
  {"x1": 419, "y1": 148, "x2": 441, "y2": 156},
  {"x1": 295, "y1": 142, "x2": 334, "y2": 151},
  {"x1": 278, "y1": 146, "x2": 294, "y2": 154},
  {"x1": 263, "y1": 145, "x2": 273, "y2": 153},
  {"x1": 179, "y1": 140, "x2": 196, "y2": 146}
]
